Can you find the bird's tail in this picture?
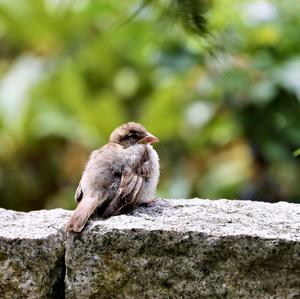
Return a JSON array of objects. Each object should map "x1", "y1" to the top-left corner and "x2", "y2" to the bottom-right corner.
[{"x1": 65, "y1": 196, "x2": 100, "y2": 233}]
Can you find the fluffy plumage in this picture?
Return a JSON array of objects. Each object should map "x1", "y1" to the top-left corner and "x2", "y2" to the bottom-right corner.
[{"x1": 65, "y1": 122, "x2": 160, "y2": 232}]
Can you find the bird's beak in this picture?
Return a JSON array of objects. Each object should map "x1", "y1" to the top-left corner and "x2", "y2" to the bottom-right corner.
[{"x1": 138, "y1": 132, "x2": 159, "y2": 144}]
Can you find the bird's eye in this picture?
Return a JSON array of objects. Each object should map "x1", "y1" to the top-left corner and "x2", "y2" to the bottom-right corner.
[{"x1": 127, "y1": 132, "x2": 138, "y2": 138}]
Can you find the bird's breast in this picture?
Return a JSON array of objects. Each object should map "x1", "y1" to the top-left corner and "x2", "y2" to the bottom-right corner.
[{"x1": 137, "y1": 146, "x2": 160, "y2": 203}]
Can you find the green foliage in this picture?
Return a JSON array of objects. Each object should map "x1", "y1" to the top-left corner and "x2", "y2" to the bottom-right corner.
[
  {"x1": 0, "y1": 0, "x2": 299, "y2": 211},
  {"x1": 294, "y1": 149, "x2": 300, "y2": 157}
]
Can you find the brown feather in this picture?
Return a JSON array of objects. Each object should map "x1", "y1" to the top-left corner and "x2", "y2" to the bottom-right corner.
[{"x1": 65, "y1": 122, "x2": 159, "y2": 233}]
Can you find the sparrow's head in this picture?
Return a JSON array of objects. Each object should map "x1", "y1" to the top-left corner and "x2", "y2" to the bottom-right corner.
[{"x1": 110, "y1": 122, "x2": 159, "y2": 148}]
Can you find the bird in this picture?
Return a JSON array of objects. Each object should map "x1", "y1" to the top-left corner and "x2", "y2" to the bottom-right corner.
[{"x1": 65, "y1": 122, "x2": 160, "y2": 233}]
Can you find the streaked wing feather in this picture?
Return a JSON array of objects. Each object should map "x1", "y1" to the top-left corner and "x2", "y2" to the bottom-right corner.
[
  {"x1": 101, "y1": 167, "x2": 143, "y2": 218},
  {"x1": 131, "y1": 176, "x2": 143, "y2": 205}
]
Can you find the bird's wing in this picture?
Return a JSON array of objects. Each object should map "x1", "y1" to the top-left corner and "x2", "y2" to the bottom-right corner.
[
  {"x1": 101, "y1": 146, "x2": 150, "y2": 218},
  {"x1": 101, "y1": 166, "x2": 143, "y2": 218}
]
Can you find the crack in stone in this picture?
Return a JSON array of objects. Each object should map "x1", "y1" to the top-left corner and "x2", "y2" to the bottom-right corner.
[{"x1": 1, "y1": 200, "x2": 300, "y2": 298}]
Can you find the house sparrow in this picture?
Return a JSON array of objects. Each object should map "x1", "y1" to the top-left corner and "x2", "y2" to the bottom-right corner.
[{"x1": 65, "y1": 122, "x2": 160, "y2": 232}]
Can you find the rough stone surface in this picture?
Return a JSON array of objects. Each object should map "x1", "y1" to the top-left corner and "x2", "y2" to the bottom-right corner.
[
  {"x1": 65, "y1": 199, "x2": 300, "y2": 299},
  {"x1": 0, "y1": 208, "x2": 70, "y2": 299},
  {"x1": 1, "y1": 200, "x2": 300, "y2": 298}
]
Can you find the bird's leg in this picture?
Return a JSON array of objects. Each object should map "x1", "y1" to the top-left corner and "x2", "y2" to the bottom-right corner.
[{"x1": 139, "y1": 161, "x2": 151, "y2": 177}]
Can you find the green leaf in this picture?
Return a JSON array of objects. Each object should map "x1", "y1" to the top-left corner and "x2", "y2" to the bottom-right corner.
[{"x1": 293, "y1": 149, "x2": 300, "y2": 157}]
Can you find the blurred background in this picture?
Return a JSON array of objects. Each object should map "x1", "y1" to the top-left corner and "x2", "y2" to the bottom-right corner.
[{"x1": 0, "y1": 0, "x2": 299, "y2": 211}]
